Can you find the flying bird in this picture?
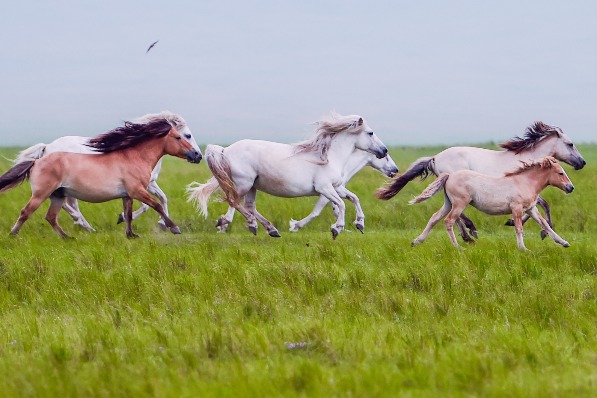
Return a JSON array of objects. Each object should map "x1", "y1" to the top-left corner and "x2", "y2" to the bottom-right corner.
[{"x1": 146, "y1": 40, "x2": 159, "y2": 53}]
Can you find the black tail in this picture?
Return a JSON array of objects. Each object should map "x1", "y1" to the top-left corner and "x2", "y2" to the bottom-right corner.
[
  {"x1": 0, "y1": 161, "x2": 35, "y2": 193},
  {"x1": 376, "y1": 156, "x2": 435, "y2": 200}
]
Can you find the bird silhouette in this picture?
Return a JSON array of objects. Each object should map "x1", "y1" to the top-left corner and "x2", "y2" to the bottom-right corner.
[{"x1": 146, "y1": 40, "x2": 159, "y2": 53}]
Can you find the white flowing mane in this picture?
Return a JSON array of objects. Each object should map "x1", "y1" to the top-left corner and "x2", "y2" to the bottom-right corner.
[
  {"x1": 133, "y1": 111, "x2": 187, "y2": 130},
  {"x1": 293, "y1": 112, "x2": 363, "y2": 164}
]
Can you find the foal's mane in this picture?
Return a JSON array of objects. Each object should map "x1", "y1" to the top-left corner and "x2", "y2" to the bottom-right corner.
[
  {"x1": 498, "y1": 122, "x2": 562, "y2": 153},
  {"x1": 293, "y1": 112, "x2": 363, "y2": 164},
  {"x1": 87, "y1": 119, "x2": 173, "y2": 153},
  {"x1": 504, "y1": 156, "x2": 558, "y2": 177}
]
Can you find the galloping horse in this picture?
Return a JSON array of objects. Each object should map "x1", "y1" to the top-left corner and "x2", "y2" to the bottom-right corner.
[
  {"x1": 188, "y1": 150, "x2": 398, "y2": 234},
  {"x1": 410, "y1": 157, "x2": 574, "y2": 250},
  {"x1": 377, "y1": 122, "x2": 585, "y2": 241},
  {"x1": 0, "y1": 118, "x2": 202, "y2": 237},
  {"x1": 187, "y1": 113, "x2": 389, "y2": 239},
  {"x1": 13, "y1": 111, "x2": 201, "y2": 231}
]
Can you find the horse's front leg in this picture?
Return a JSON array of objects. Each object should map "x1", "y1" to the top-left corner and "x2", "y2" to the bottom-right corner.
[
  {"x1": 511, "y1": 207, "x2": 528, "y2": 250},
  {"x1": 290, "y1": 195, "x2": 330, "y2": 232},
  {"x1": 122, "y1": 197, "x2": 139, "y2": 238},
  {"x1": 526, "y1": 207, "x2": 569, "y2": 247},
  {"x1": 335, "y1": 186, "x2": 365, "y2": 233},
  {"x1": 507, "y1": 196, "x2": 551, "y2": 240},
  {"x1": 316, "y1": 184, "x2": 346, "y2": 239},
  {"x1": 62, "y1": 197, "x2": 96, "y2": 232},
  {"x1": 129, "y1": 187, "x2": 181, "y2": 235}
]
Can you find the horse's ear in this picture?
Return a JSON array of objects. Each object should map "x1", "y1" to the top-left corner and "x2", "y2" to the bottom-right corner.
[{"x1": 358, "y1": 117, "x2": 363, "y2": 126}]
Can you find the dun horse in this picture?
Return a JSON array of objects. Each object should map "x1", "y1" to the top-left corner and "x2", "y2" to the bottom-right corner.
[
  {"x1": 187, "y1": 113, "x2": 388, "y2": 239},
  {"x1": 409, "y1": 157, "x2": 574, "y2": 250},
  {"x1": 377, "y1": 122, "x2": 585, "y2": 241},
  {"x1": 0, "y1": 118, "x2": 202, "y2": 238},
  {"x1": 13, "y1": 111, "x2": 202, "y2": 231}
]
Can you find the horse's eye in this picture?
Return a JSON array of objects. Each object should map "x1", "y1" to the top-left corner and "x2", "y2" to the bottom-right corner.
[
  {"x1": 558, "y1": 172, "x2": 564, "y2": 176},
  {"x1": 184, "y1": 133, "x2": 191, "y2": 139},
  {"x1": 567, "y1": 143, "x2": 574, "y2": 147},
  {"x1": 175, "y1": 136, "x2": 182, "y2": 141},
  {"x1": 367, "y1": 131, "x2": 374, "y2": 136}
]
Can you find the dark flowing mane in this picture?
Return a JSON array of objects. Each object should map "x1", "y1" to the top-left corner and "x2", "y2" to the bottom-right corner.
[
  {"x1": 87, "y1": 119, "x2": 173, "y2": 153},
  {"x1": 498, "y1": 122, "x2": 562, "y2": 153},
  {"x1": 504, "y1": 156, "x2": 557, "y2": 177}
]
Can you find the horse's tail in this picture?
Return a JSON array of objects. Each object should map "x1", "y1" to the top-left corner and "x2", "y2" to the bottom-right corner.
[
  {"x1": 0, "y1": 161, "x2": 35, "y2": 193},
  {"x1": 204, "y1": 144, "x2": 239, "y2": 207},
  {"x1": 376, "y1": 156, "x2": 435, "y2": 200},
  {"x1": 14, "y1": 143, "x2": 47, "y2": 164},
  {"x1": 186, "y1": 177, "x2": 221, "y2": 218},
  {"x1": 409, "y1": 173, "x2": 449, "y2": 204}
]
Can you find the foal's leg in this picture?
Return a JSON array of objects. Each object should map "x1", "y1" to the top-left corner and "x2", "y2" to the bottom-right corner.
[
  {"x1": 336, "y1": 186, "x2": 366, "y2": 233},
  {"x1": 459, "y1": 213, "x2": 477, "y2": 239},
  {"x1": 412, "y1": 198, "x2": 451, "y2": 246},
  {"x1": 526, "y1": 207, "x2": 569, "y2": 247},
  {"x1": 444, "y1": 202, "x2": 468, "y2": 248},
  {"x1": 128, "y1": 187, "x2": 181, "y2": 235},
  {"x1": 289, "y1": 195, "x2": 330, "y2": 232},
  {"x1": 510, "y1": 206, "x2": 527, "y2": 250},
  {"x1": 122, "y1": 197, "x2": 139, "y2": 238}
]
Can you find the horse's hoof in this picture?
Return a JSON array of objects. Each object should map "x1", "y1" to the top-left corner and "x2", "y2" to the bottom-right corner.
[
  {"x1": 269, "y1": 230, "x2": 281, "y2": 238},
  {"x1": 540, "y1": 230, "x2": 548, "y2": 240},
  {"x1": 126, "y1": 232, "x2": 140, "y2": 239},
  {"x1": 158, "y1": 222, "x2": 168, "y2": 231},
  {"x1": 504, "y1": 219, "x2": 515, "y2": 226},
  {"x1": 562, "y1": 241, "x2": 570, "y2": 248},
  {"x1": 248, "y1": 226, "x2": 257, "y2": 235},
  {"x1": 331, "y1": 228, "x2": 339, "y2": 240},
  {"x1": 170, "y1": 226, "x2": 181, "y2": 234},
  {"x1": 471, "y1": 230, "x2": 478, "y2": 239},
  {"x1": 117, "y1": 214, "x2": 125, "y2": 224},
  {"x1": 216, "y1": 218, "x2": 224, "y2": 227},
  {"x1": 355, "y1": 223, "x2": 364, "y2": 234}
]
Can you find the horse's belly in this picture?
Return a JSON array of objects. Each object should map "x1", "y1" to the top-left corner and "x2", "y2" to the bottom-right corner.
[
  {"x1": 61, "y1": 182, "x2": 128, "y2": 203},
  {"x1": 470, "y1": 198, "x2": 512, "y2": 216},
  {"x1": 254, "y1": 178, "x2": 315, "y2": 197}
]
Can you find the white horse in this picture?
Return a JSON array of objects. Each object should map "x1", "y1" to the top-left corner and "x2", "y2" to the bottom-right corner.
[
  {"x1": 377, "y1": 122, "x2": 586, "y2": 241},
  {"x1": 188, "y1": 150, "x2": 398, "y2": 234},
  {"x1": 187, "y1": 113, "x2": 389, "y2": 239},
  {"x1": 14, "y1": 111, "x2": 202, "y2": 231}
]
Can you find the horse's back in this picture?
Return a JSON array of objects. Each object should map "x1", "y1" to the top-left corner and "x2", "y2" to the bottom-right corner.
[
  {"x1": 434, "y1": 146, "x2": 509, "y2": 176},
  {"x1": 45, "y1": 136, "x2": 95, "y2": 155}
]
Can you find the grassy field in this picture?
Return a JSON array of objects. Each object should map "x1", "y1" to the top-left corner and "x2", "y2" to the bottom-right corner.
[{"x1": 0, "y1": 144, "x2": 596, "y2": 397}]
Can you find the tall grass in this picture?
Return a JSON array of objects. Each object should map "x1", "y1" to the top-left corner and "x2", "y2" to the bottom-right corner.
[{"x1": 0, "y1": 145, "x2": 595, "y2": 397}]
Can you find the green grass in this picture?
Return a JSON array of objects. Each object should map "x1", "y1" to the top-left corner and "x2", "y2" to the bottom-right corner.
[{"x1": 0, "y1": 145, "x2": 596, "y2": 397}]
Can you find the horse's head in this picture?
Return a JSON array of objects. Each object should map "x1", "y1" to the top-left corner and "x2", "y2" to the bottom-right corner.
[
  {"x1": 369, "y1": 153, "x2": 399, "y2": 177},
  {"x1": 545, "y1": 129, "x2": 586, "y2": 170},
  {"x1": 164, "y1": 126, "x2": 203, "y2": 163},
  {"x1": 544, "y1": 157, "x2": 575, "y2": 194},
  {"x1": 350, "y1": 116, "x2": 388, "y2": 159}
]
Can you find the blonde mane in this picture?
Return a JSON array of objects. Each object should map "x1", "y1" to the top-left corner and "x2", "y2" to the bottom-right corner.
[
  {"x1": 133, "y1": 111, "x2": 187, "y2": 131},
  {"x1": 504, "y1": 156, "x2": 558, "y2": 177},
  {"x1": 293, "y1": 112, "x2": 364, "y2": 164}
]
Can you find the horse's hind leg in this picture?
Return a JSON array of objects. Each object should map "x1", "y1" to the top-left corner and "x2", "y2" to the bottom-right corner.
[
  {"x1": 244, "y1": 188, "x2": 280, "y2": 237},
  {"x1": 536, "y1": 196, "x2": 552, "y2": 240},
  {"x1": 412, "y1": 196, "x2": 451, "y2": 246},
  {"x1": 445, "y1": 202, "x2": 468, "y2": 248},
  {"x1": 455, "y1": 219, "x2": 474, "y2": 243},
  {"x1": 526, "y1": 207, "x2": 569, "y2": 247},
  {"x1": 511, "y1": 207, "x2": 527, "y2": 250},
  {"x1": 290, "y1": 195, "x2": 330, "y2": 232},
  {"x1": 10, "y1": 195, "x2": 46, "y2": 235},
  {"x1": 216, "y1": 206, "x2": 236, "y2": 233},
  {"x1": 45, "y1": 195, "x2": 69, "y2": 238}
]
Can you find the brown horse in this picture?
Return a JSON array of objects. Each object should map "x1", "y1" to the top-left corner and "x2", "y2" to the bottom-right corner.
[
  {"x1": 0, "y1": 118, "x2": 202, "y2": 238},
  {"x1": 409, "y1": 156, "x2": 574, "y2": 250}
]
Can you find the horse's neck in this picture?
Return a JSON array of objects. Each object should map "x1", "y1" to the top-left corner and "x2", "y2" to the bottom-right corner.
[
  {"x1": 342, "y1": 151, "x2": 370, "y2": 180},
  {"x1": 509, "y1": 139, "x2": 555, "y2": 160},
  {"x1": 327, "y1": 134, "x2": 359, "y2": 166},
  {"x1": 512, "y1": 169, "x2": 550, "y2": 195},
  {"x1": 120, "y1": 139, "x2": 166, "y2": 170}
]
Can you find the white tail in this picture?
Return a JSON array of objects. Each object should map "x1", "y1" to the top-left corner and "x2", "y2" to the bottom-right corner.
[
  {"x1": 186, "y1": 177, "x2": 220, "y2": 218},
  {"x1": 203, "y1": 144, "x2": 240, "y2": 207},
  {"x1": 14, "y1": 143, "x2": 47, "y2": 164}
]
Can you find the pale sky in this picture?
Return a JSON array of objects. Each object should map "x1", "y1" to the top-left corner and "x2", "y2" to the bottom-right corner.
[{"x1": 1, "y1": 0, "x2": 595, "y2": 146}]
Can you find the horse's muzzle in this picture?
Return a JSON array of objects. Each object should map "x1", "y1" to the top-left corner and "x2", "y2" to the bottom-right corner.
[
  {"x1": 187, "y1": 150, "x2": 203, "y2": 164},
  {"x1": 564, "y1": 184, "x2": 574, "y2": 194},
  {"x1": 573, "y1": 158, "x2": 586, "y2": 170},
  {"x1": 375, "y1": 146, "x2": 388, "y2": 159},
  {"x1": 387, "y1": 166, "x2": 399, "y2": 178}
]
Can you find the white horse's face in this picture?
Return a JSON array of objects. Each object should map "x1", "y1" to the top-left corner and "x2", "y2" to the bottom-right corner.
[
  {"x1": 352, "y1": 118, "x2": 388, "y2": 159},
  {"x1": 174, "y1": 122, "x2": 203, "y2": 162},
  {"x1": 369, "y1": 153, "x2": 399, "y2": 177},
  {"x1": 550, "y1": 133, "x2": 586, "y2": 170}
]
